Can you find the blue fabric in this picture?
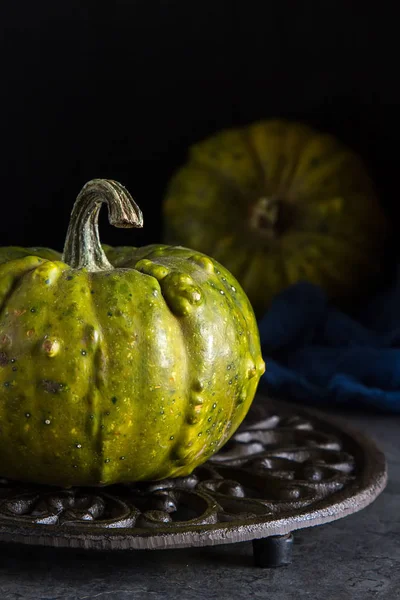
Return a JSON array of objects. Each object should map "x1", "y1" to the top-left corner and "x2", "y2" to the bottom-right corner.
[{"x1": 258, "y1": 268, "x2": 400, "y2": 413}]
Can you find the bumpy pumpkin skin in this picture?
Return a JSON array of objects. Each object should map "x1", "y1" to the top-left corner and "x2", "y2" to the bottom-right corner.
[
  {"x1": 163, "y1": 119, "x2": 388, "y2": 316},
  {"x1": 0, "y1": 181, "x2": 264, "y2": 488}
]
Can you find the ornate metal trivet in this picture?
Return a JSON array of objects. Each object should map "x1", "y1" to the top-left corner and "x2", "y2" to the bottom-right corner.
[{"x1": 0, "y1": 394, "x2": 387, "y2": 567}]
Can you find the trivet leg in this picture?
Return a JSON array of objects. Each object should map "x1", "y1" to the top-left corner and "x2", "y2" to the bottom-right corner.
[{"x1": 252, "y1": 533, "x2": 294, "y2": 568}]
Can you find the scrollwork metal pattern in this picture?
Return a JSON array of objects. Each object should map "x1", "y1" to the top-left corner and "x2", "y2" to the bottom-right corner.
[{"x1": 0, "y1": 396, "x2": 387, "y2": 550}]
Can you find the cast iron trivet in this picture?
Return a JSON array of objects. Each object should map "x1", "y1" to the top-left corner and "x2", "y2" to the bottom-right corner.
[{"x1": 0, "y1": 394, "x2": 387, "y2": 567}]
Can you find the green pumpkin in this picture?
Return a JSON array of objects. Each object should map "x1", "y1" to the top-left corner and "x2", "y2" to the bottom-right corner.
[
  {"x1": 163, "y1": 119, "x2": 388, "y2": 316},
  {"x1": 0, "y1": 179, "x2": 264, "y2": 487}
]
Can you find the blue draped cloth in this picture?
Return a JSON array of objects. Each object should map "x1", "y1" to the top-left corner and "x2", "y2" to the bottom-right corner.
[{"x1": 257, "y1": 268, "x2": 400, "y2": 413}]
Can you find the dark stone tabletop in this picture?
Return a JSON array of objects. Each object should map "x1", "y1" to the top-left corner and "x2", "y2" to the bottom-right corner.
[{"x1": 0, "y1": 407, "x2": 399, "y2": 600}]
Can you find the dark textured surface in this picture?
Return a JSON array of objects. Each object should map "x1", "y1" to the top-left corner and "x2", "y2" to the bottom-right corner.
[{"x1": 0, "y1": 406, "x2": 398, "y2": 599}]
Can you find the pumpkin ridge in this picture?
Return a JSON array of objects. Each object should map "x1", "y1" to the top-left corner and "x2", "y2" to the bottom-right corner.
[
  {"x1": 0, "y1": 257, "x2": 48, "y2": 316},
  {"x1": 281, "y1": 124, "x2": 315, "y2": 193},
  {"x1": 242, "y1": 123, "x2": 311, "y2": 238},
  {"x1": 85, "y1": 270, "x2": 107, "y2": 472},
  {"x1": 128, "y1": 259, "x2": 194, "y2": 477},
  {"x1": 189, "y1": 160, "x2": 249, "y2": 206},
  {"x1": 209, "y1": 236, "x2": 252, "y2": 287},
  {"x1": 281, "y1": 231, "x2": 376, "y2": 260},
  {"x1": 290, "y1": 152, "x2": 353, "y2": 200},
  {"x1": 241, "y1": 126, "x2": 269, "y2": 194}
]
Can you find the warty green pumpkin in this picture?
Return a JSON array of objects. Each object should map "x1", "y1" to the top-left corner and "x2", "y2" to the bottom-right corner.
[
  {"x1": 0, "y1": 179, "x2": 264, "y2": 487},
  {"x1": 163, "y1": 119, "x2": 388, "y2": 316}
]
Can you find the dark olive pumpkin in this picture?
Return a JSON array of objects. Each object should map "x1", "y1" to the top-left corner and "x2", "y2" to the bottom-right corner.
[
  {"x1": 163, "y1": 119, "x2": 388, "y2": 316},
  {"x1": 0, "y1": 180, "x2": 264, "y2": 487}
]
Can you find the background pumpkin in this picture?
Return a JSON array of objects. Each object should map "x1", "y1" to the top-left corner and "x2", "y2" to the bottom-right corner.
[
  {"x1": 0, "y1": 180, "x2": 264, "y2": 488},
  {"x1": 163, "y1": 119, "x2": 388, "y2": 316}
]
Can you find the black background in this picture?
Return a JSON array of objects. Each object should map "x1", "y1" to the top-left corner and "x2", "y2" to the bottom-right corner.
[{"x1": 0, "y1": 1, "x2": 399, "y2": 254}]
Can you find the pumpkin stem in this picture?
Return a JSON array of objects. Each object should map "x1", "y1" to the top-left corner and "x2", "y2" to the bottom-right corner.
[
  {"x1": 62, "y1": 179, "x2": 143, "y2": 271},
  {"x1": 249, "y1": 197, "x2": 279, "y2": 234}
]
